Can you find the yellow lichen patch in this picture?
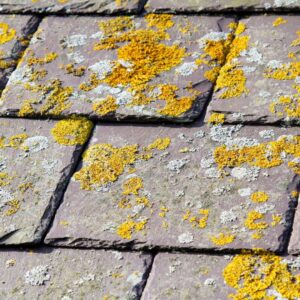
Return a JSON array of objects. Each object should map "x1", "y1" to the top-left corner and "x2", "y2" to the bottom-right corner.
[
  {"x1": 288, "y1": 161, "x2": 300, "y2": 174},
  {"x1": 144, "y1": 137, "x2": 171, "y2": 151},
  {"x1": 245, "y1": 211, "x2": 268, "y2": 230},
  {"x1": 122, "y1": 177, "x2": 143, "y2": 195},
  {"x1": 27, "y1": 52, "x2": 58, "y2": 66},
  {"x1": 51, "y1": 118, "x2": 93, "y2": 146},
  {"x1": 213, "y1": 135, "x2": 300, "y2": 173},
  {"x1": 223, "y1": 252, "x2": 300, "y2": 300},
  {"x1": 64, "y1": 64, "x2": 86, "y2": 77},
  {"x1": 271, "y1": 214, "x2": 282, "y2": 227},
  {"x1": 291, "y1": 190, "x2": 299, "y2": 198},
  {"x1": 208, "y1": 113, "x2": 225, "y2": 124},
  {"x1": 117, "y1": 218, "x2": 147, "y2": 239},
  {"x1": 8, "y1": 133, "x2": 28, "y2": 149},
  {"x1": 97, "y1": 16, "x2": 133, "y2": 38},
  {"x1": 0, "y1": 23, "x2": 16, "y2": 45},
  {"x1": 74, "y1": 143, "x2": 138, "y2": 190},
  {"x1": 264, "y1": 62, "x2": 300, "y2": 80},
  {"x1": 273, "y1": 17, "x2": 287, "y2": 27},
  {"x1": 92, "y1": 96, "x2": 119, "y2": 116},
  {"x1": 291, "y1": 30, "x2": 300, "y2": 47},
  {"x1": 145, "y1": 14, "x2": 174, "y2": 30},
  {"x1": 5, "y1": 199, "x2": 20, "y2": 216},
  {"x1": 159, "y1": 206, "x2": 169, "y2": 218},
  {"x1": 0, "y1": 172, "x2": 13, "y2": 187},
  {"x1": 250, "y1": 191, "x2": 269, "y2": 203},
  {"x1": 18, "y1": 182, "x2": 33, "y2": 193},
  {"x1": 183, "y1": 209, "x2": 209, "y2": 229},
  {"x1": 211, "y1": 233, "x2": 235, "y2": 246}
]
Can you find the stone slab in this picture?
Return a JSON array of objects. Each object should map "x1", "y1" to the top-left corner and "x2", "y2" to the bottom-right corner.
[
  {"x1": 146, "y1": 0, "x2": 300, "y2": 12},
  {"x1": 0, "y1": 15, "x2": 234, "y2": 123},
  {"x1": 142, "y1": 252, "x2": 300, "y2": 299},
  {"x1": 0, "y1": 15, "x2": 40, "y2": 93},
  {"x1": 289, "y1": 195, "x2": 300, "y2": 254},
  {"x1": 46, "y1": 122, "x2": 300, "y2": 251},
  {"x1": 207, "y1": 16, "x2": 300, "y2": 126},
  {"x1": 0, "y1": 247, "x2": 151, "y2": 299},
  {"x1": 0, "y1": 117, "x2": 93, "y2": 245},
  {"x1": 0, "y1": 0, "x2": 145, "y2": 14}
]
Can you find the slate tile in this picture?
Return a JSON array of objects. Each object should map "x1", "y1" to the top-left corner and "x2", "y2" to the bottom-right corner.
[
  {"x1": 141, "y1": 252, "x2": 300, "y2": 299},
  {"x1": 289, "y1": 194, "x2": 300, "y2": 254},
  {"x1": 46, "y1": 122, "x2": 300, "y2": 251},
  {"x1": 0, "y1": 15, "x2": 234, "y2": 122},
  {"x1": 0, "y1": 117, "x2": 93, "y2": 245},
  {"x1": 146, "y1": 0, "x2": 300, "y2": 12},
  {"x1": 0, "y1": 247, "x2": 151, "y2": 299},
  {"x1": 207, "y1": 16, "x2": 300, "y2": 125},
  {"x1": 0, "y1": 15, "x2": 40, "y2": 93},
  {"x1": 0, "y1": 0, "x2": 145, "y2": 14}
]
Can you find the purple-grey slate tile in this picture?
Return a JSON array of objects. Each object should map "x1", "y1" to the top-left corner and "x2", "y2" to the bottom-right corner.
[
  {"x1": 141, "y1": 252, "x2": 300, "y2": 300},
  {"x1": 146, "y1": 0, "x2": 300, "y2": 12},
  {"x1": 0, "y1": 15, "x2": 40, "y2": 92},
  {"x1": 206, "y1": 16, "x2": 300, "y2": 126},
  {"x1": 0, "y1": 15, "x2": 234, "y2": 123},
  {"x1": 0, "y1": 117, "x2": 93, "y2": 245},
  {"x1": 0, "y1": 247, "x2": 152, "y2": 299},
  {"x1": 0, "y1": 0, "x2": 146, "y2": 14},
  {"x1": 46, "y1": 122, "x2": 300, "y2": 251},
  {"x1": 289, "y1": 195, "x2": 300, "y2": 254}
]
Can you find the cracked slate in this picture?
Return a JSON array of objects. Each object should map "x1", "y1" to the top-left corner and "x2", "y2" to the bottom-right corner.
[
  {"x1": 45, "y1": 122, "x2": 299, "y2": 252},
  {"x1": 0, "y1": 118, "x2": 86, "y2": 245},
  {"x1": 0, "y1": 247, "x2": 151, "y2": 299},
  {"x1": 0, "y1": 0, "x2": 145, "y2": 14},
  {"x1": 141, "y1": 253, "x2": 300, "y2": 300},
  {"x1": 207, "y1": 16, "x2": 300, "y2": 126},
  {"x1": 146, "y1": 0, "x2": 300, "y2": 12},
  {"x1": 0, "y1": 15, "x2": 234, "y2": 123},
  {"x1": 289, "y1": 195, "x2": 300, "y2": 254},
  {"x1": 0, "y1": 15, "x2": 40, "y2": 93}
]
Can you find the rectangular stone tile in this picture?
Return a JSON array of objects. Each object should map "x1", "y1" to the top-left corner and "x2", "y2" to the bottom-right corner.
[
  {"x1": 142, "y1": 252, "x2": 300, "y2": 300},
  {"x1": 146, "y1": 0, "x2": 300, "y2": 12},
  {"x1": 46, "y1": 122, "x2": 299, "y2": 251},
  {"x1": 0, "y1": 117, "x2": 93, "y2": 245},
  {"x1": 0, "y1": 247, "x2": 151, "y2": 299},
  {"x1": 0, "y1": 15, "x2": 40, "y2": 93},
  {"x1": 289, "y1": 194, "x2": 300, "y2": 254},
  {"x1": 0, "y1": 0, "x2": 145, "y2": 14},
  {"x1": 0, "y1": 15, "x2": 234, "y2": 123},
  {"x1": 207, "y1": 16, "x2": 300, "y2": 126}
]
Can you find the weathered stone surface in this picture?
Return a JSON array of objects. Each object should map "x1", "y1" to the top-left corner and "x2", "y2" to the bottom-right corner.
[
  {"x1": 142, "y1": 252, "x2": 300, "y2": 299},
  {"x1": 146, "y1": 0, "x2": 300, "y2": 12},
  {"x1": 0, "y1": 117, "x2": 93, "y2": 245},
  {"x1": 207, "y1": 16, "x2": 300, "y2": 125},
  {"x1": 0, "y1": 15, "x2": 234, "y2": 122},
  {"x1": 0, "y1": 247, "x2": 151, "y2": 299},
  {"x1": 289, "y1": 195, "x2": 300, "y2": 254},
  {"x1": 46, "y1": 122, "x2": 300, "y2": 251},
  {"x1": 0, "y1": 0, "x2": 145, "y2": 14},
  {"x1": 0, "y1": 15, "x2": 40, "y2": 93}
]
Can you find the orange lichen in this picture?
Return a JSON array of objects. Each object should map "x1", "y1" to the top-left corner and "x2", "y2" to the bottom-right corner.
[
  {"x1": 92, "y1": 96, "x2": 119, "y2": 116},
  {"x1": 122, "y1": 177, "x2": 143, "y2": 195},
  {"x1": 51, "y1": 118, "x2": 93, "y2": 146},
  {"x1": 245, "y1": 211, "x2": 268, "y2": 230},
  {"x1": 211, "y1": 233, "x2": 235, "y2": 246},
  {"x1": 271, "y1": 214, "x2": 282, "y2": 227},
  {"x1": 145, "y1": 14, "x2": 174, "y2": 30},
  {"x1": 183, "y1": 209, "x2": 209, "y2": 229},
  {"x1": 0, "y1": 23, "x2": 16, "y2": 45},
  {"x1": 223, "y1": 251, "x2": 300, "y2": 299},
  {"x1": 117, "y1": 218, "x2": 148, "y2": 239},
  {"x1": 273, "y1": 17, "x2": 287, "y2": 27},
  {"x1": 250, "y1": 191, "x2": 269, "y2": 203},
  {"x1": 27, "y1": 52, "x2": 58, "y2": 66},
  {"x1": 208, "y1": 113, "x2": 225, "y2": 124},
  {"x1": 144, "y1": 137, "x2": 171, "y2": 151}
]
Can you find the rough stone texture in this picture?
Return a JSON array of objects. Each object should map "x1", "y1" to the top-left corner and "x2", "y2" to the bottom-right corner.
[
  {"x1": 146, "y1": 0, "x2": 300, "y2": 12},
  {"x1": 46, "y1": 122, "x2": 299, "y2": 252},
  {"x1": 0, "y1": 15, "x2": 234, "y2": 123},
  {"x1": 0, "y1": 15, "x2": 40, "y2": 93},
  {"x1": 0, "y1": 247, "x2": 152, "y2": 299},
  {"x1": 0, "y1": 118, "x2": 88, "y2": 245},
  {"x1": 0, "y1": 0, "x2": 146, "y2": 14},
  {"x1": 207, "y1": 16, "x2": 300, "y2": 126},
  {"x1": 289, "y1": 196, "x2": 300, "y2": 254},
  {"x1": 142, "y1": 253, "x2": 300, "y2": 299}
]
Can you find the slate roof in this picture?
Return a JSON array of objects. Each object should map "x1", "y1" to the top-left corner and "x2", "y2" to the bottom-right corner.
[{"x1": 0, "y1": 1, "x2": 299, "y2": 299}]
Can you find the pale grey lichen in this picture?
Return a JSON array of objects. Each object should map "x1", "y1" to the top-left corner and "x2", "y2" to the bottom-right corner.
[
  {"x1": 23, "y1": 136, "x2": 49, "y2": 153},
  {"x1": 178, "y1": 232, "x2": 194, "y2": 244},
  {"x1": 24, "y1": 265, "x2": 51, "y2": 286},
  {"x1": 167, "y1": 158, "x2": 190, "y2": 174},
  {"x1": 88, "y1": 60, "x2": 113, "y2": 80},
  {"x1": 62, "y1": 34, "x2": 87, "y2": 48},
  {"x1": 175, "y1": 62, "x2": 198, "y2": 76},
  {"x1": 259, "y1": 129, "x2": 275, "y2": 139},
  {"x1": 220, "y1": 210, "x2": 238, "y2": 224}
]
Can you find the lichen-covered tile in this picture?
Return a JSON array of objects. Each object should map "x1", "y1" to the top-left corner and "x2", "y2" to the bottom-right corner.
[
  {"x1": 0, "y1": 248, "x2": 151, "y2": 299},
  {"x1": 0, "y1": 0, "x2": 145, "y2": 14},
  {"x1": 46, "y1": 122, "x2": 299, "y2": 251},
  {"x1": 207, "y1": 16, "x2": 300, "y2": 125},
  {"x1": 289, "y1": 194, "x2": 300, "y2": 254},
  {"x1": 142, "y1": 252, "x2": 300, "y2": 300},
  {"x1": 146, "y1": 0, "x2": 300, "y2": 12},
  {"x1": 0, "y1": 15, "x2": 234, "y2": 122},
  {"x1": 0, "y1": 15, "x2": 40, "y2": 93},
  {"x1": 0, "y1": 117, "x2": 93, "y2": 244}
]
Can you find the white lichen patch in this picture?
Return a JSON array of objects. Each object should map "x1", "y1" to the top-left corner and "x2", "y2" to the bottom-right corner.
[
  {"x1": 178, "y1": 232, "x2": 194, "y2": 244},
  {"x1": 23, "y1": 136, "x2": 49, "y2": 153},
  {"x1": 198, "y1": 32, "x2": 228, "y2": 49},
  {"x1": 220, "y1": 210, "x2": 238, "y2": 224},
  {"x1": 88, "y1": 60, "x2": 113, "y2": 80},
  {"x1": 167, "y1": 158, "x2": 190, "y2": 174},
  {"x1": 231, "y1": 167, "x2": 260, "y2": 181},
  {"x1": 62, "y1": 34, "x2": 87, "y2": 48},
  {"x1": 175, "y1": 62, "x2": 198, "y2": 76},
  {"x1": 24, "y1": 265, "x2": 51, "y2": 286},
  {"x1": 259, "y1": 129, "x2": 275, "y2": 139},
  {"x1": 0, "y1": 188, "x2": 14, "y2": 209},
  {"x1": 238, "y1": 188, "x2": 252, "y2": 197}
]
